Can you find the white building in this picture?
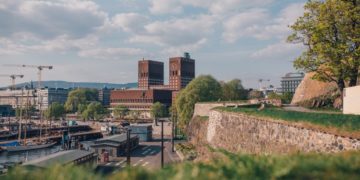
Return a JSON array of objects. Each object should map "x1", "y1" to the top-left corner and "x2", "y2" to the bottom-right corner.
[
  {"x1": 0, "y1": 89, "x2": 37, "y2": 108},
  {"x1": 0, "y1": 88, "x2": 69, "y2": 110},
  {"x1": 343, "y1": 86, "x2": 360, "y2": 115}
]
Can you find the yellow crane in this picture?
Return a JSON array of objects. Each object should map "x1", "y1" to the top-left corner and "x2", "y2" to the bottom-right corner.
[
  {"x1": 3, "y1": 64, "x2": 53, "y2": 89},
  {"x1": 0, "y1": 74, "x2": 24, "y2": 90}
]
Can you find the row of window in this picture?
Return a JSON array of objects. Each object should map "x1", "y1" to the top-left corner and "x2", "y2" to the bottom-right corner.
[{"x1": 111, "y1": 99, "x2": 153, "y2": 103}]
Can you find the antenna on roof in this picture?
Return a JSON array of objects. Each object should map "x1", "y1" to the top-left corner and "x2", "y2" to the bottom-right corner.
[{"x1": 184, "y1": 52, "x2": 190, "y2": 59}]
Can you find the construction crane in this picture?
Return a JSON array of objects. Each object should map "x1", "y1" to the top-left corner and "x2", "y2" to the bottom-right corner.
[
  {"x1": 3, "y1": 64, "x2": 53, "y2": 89},
  {"x1": 258, "y1": 79, "x2": 270, "y2": 90},
  {"x1": 0, "y1": 74, "x2": 24, "y2": 90},
  {"x1": 4, "y1": 64, "x2": 53, "y2": 141}
]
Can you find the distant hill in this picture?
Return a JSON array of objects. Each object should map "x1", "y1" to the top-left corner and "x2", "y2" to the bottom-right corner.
[{"x1": 2, "y1": 81, "x2": 137, "y2": 89}]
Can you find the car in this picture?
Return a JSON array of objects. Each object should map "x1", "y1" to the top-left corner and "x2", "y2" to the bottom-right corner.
[{"x1": 120, "y1": 121, "x2": 130, "y2": 127}]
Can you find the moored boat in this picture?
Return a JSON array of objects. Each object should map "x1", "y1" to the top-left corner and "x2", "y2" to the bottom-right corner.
[{"x1": 5, "y1": 141, "x2": 57, "y2": 152}]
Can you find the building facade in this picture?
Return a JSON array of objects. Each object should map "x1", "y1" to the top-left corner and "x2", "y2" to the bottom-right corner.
[
  {"x1": 169, "y1": 53, "x2": 195, "y2": 91},
  {"x1": 343, "y1": 85, "x2": 360, "y2": 115},
  {"x1": 0, "y1": 89, "x2": 37, "y2": 109},
  {"x1": 0, "y1": 88, "x2": 69, "y2": 111},
  {"x1": 111, "y1": 89, "x2": 172, "y2": 111},
  {"x1": 281, "y1": 72, "x2": 305, "y2": 94},
  {"x1": 98, "y1": 87, "x2": 111, "y2": 107},
  {"x1": 138, "y1": 60, "x2": 164, "y2": 89},
  {"x1": 37, "y1": 88, "x2": 69, "y2": 110}
]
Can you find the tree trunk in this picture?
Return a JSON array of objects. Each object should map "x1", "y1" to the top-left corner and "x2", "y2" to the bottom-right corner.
[
  {"x1": 349, "y1": 67, "x2": 359, "y2": 87},
  {"x1": 337, "y1": 79, "x2": 346, "y2": 109}
]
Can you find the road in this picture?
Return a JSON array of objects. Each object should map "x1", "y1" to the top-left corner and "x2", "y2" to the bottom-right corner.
[{"x1": 97, "y1": 137, "x2": 180, "y2": 174}]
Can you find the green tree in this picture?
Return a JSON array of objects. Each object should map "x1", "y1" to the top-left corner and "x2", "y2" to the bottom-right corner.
[
  {"x1": 128, "y1": 111, "x2": 140, "y2": 122},
  {"x1": 45, "y1": 102, "x2": 65, "y2": 128},
  {"x1": 81, "y1": 102, "x2": 107, "y2": 121},
  {"x1": 281, "y1": 92, "x2": 294, "y2": 104},
  {"x1": 221, "y1": 79, "x2": 248, "y2": 101},
  {"x1": 113, "y1": 105, "x2": 130, "y2": 119},
  {"x1": 65, "y1": 89, "x2": 98, "y2": 112},
  {"x1": 288, "y1": 0, "x2": 360, "y2": 102},
  {"x1": 175, "y1": 75, "x2": 222, "y2": 129},
  {"x1": 267, "y1": 92, "x2": 282, "y2": 100},
  {"x1": 150, "y1": 102, "x2": 168, "y2": 126}
]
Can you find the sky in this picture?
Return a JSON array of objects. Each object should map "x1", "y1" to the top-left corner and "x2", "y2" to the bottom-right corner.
[{"x1": 0, "y1": 0, "x2": 307, "y2": 89}]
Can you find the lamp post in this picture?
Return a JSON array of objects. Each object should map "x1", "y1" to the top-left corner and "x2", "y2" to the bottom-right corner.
[
  {"x1": 159, "y1": 119, "x2": 165, "y2": 168},
  {"x1": 171, "y1": 113, "x2": 176, "y2": 152},
  {"x1": 126, "y1": 128, "x2": 132, "y2": 166}
]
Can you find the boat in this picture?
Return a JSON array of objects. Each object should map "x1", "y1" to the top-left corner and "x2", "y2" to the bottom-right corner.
[
  {"x1": 0, "y1": 130, "x2": 17, "y2": 141},
  {"x1": 5, "y1": 141, "x2": 57, "y2": 152}
]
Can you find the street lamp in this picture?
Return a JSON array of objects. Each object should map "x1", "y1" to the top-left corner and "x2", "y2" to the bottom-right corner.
[
  {"x1": 126, "y1": 127, "x2": 132, "y2": 166},
  {"x1": 159, "y1": 119, "x2": 165, "y2": 168}
]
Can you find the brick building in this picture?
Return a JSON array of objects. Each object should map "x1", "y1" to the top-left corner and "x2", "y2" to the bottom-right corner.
[
  {"x1": 138, "y1": 60, "x2": 164, "y2": 89},
  {"x1": 110, "y1": 53, "x2": 195, "y2": 113},
  {"x1": 110, "y1": 89, "x2": 172, "y2": 110}
]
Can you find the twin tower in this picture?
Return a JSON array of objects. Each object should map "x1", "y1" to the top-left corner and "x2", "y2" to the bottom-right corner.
[{"x1": 138, "y1": 52, "x2": 195, "y2": 91}]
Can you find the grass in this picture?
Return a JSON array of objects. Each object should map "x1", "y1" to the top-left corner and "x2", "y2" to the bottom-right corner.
[
  {"x1": 175, "y1": 143, "x2": 198, "y2": 161},
  {"x1": 216, "y1": 105, "x2": 360, "y2": 136},
  {"x1": 4, "y1": 151, "x2": 360, "y2": 180}
]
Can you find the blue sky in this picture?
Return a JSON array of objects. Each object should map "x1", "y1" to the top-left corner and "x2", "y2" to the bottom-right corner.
[{"x1": 0, "y1": 0, "x2": 306, "y2": 88}]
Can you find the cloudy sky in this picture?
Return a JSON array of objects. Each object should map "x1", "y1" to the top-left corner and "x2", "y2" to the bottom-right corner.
[{"x1": 0, "y1": 0, "x2": 306, "y2": 88}]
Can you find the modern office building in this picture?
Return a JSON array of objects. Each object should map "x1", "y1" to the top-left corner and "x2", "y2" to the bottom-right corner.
[
  {"x1": 281, "y1": 72, "x2": 305, "y2": 94},
  {"x1": 37, "y1": 88, "x2": 69, "y2": 110},
  {"x1": 0, "y1": 88, "x2": 69, "y2": 111},
  {"x1": 0, "y1": 89, "x2": 37, "y2": 109},
  {"x1": 98, "y1": 87, "x2": 111, "y2": 107}
]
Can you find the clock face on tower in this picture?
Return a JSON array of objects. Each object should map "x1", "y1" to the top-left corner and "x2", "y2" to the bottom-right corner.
[{"x1": 171, "y1": 64, "x2": 177, "y2": 70}]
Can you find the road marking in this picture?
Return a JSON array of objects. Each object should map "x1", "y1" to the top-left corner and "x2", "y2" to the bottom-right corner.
[
  {"x1": 116, "y1": 162, "x2": 121, "y2": 166},
  {"x1": 142, "y1": 149, "x2": 151, "y2": 155},
  {"x1": 139, "y1": 159, "x2": 144, "y2": 162},
  {"x1": 106, "y1": 162, "x2": 111, "y2": 165},
  {"x1": 142, "y1": 162, "x2": 149, "y2": 167}
]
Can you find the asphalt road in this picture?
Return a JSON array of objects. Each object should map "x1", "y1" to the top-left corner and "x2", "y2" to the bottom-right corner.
[{"x1": 97, "y1": 137, "x2": 180, "y2": 174}]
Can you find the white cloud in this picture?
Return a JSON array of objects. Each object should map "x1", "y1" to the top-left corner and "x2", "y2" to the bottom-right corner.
[
  {"x1": 149, "y1": 0, "x2": 183, "y2": 15},
  {"x1": 251, "y1": 41, "x2": 304, "y2": 59},
  {"x1": 222, "y1": 9, "x2": 269, "y2": 42},
  {"x1": 78, "y1": 47, "x2": 147, "y2": 60},
  {"x1": 161, "y1": 38, "x2": 207, "y2": 55},
  {"x1": 0, "y1": 0, "x2": 107, "y2": 39},
  {"x1": 208, "y1": 0, "x2": 274, "y2": 14},
  {"x1": 128, "y1": 15, "x2": 216, "y2": 51},
  {"x1": 110, "y1": 13, "x2": 149, "y2": 33},
  {"x1": 222, "y1": 3, "x2": 304, "y2": 42}
]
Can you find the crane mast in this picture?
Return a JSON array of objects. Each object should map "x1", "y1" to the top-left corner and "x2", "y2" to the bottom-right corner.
[{"x1": 0, "y1": 74, "x2": 24, "y2": 90}]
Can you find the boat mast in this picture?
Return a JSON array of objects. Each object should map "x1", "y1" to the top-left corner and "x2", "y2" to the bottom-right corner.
[
  {"x1": 24, "y1": 89, "x2": 30, "y2": 145},
  {"x1": 18, "y1": 88, "x2": 24, "y2": 143}
]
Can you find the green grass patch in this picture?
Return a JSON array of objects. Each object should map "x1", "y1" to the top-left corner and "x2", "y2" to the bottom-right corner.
[
  {"x1": 5, "y1": 151, "x2": 360, "y2": 180},
  {"x1": 216, "y1": 105, "x2": 360, "y2": 133}
]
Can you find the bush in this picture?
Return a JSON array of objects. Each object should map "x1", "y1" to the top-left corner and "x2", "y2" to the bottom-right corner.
[{"x1": 5, "y1": 151, "x2": 360, "y2": 180}]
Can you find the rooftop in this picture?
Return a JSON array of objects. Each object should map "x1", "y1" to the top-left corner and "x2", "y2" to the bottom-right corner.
[
  {"x1": 22, "y1": 150, "x2": 94, "y2": 168},
  {"x1": 95, "y1": 134, "x2": 137, "y2": 144}
]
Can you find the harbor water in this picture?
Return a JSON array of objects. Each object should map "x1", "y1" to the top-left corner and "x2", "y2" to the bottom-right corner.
[{"x1": 0, "y1": 145, "x2": 61, "y2": 164}]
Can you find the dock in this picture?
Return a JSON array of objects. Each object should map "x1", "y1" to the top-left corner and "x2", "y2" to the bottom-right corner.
[{"x1": 22, "y1": 150, "x2": 97, "y2": 168}]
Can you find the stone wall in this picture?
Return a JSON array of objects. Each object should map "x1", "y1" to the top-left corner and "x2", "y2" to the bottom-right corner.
[
  {"x1": 193, "y1": 102, "x2": 248, "y2": 117},
  {"x1": 193, "y1": 110, "x2": 360, "y2": 154}
]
